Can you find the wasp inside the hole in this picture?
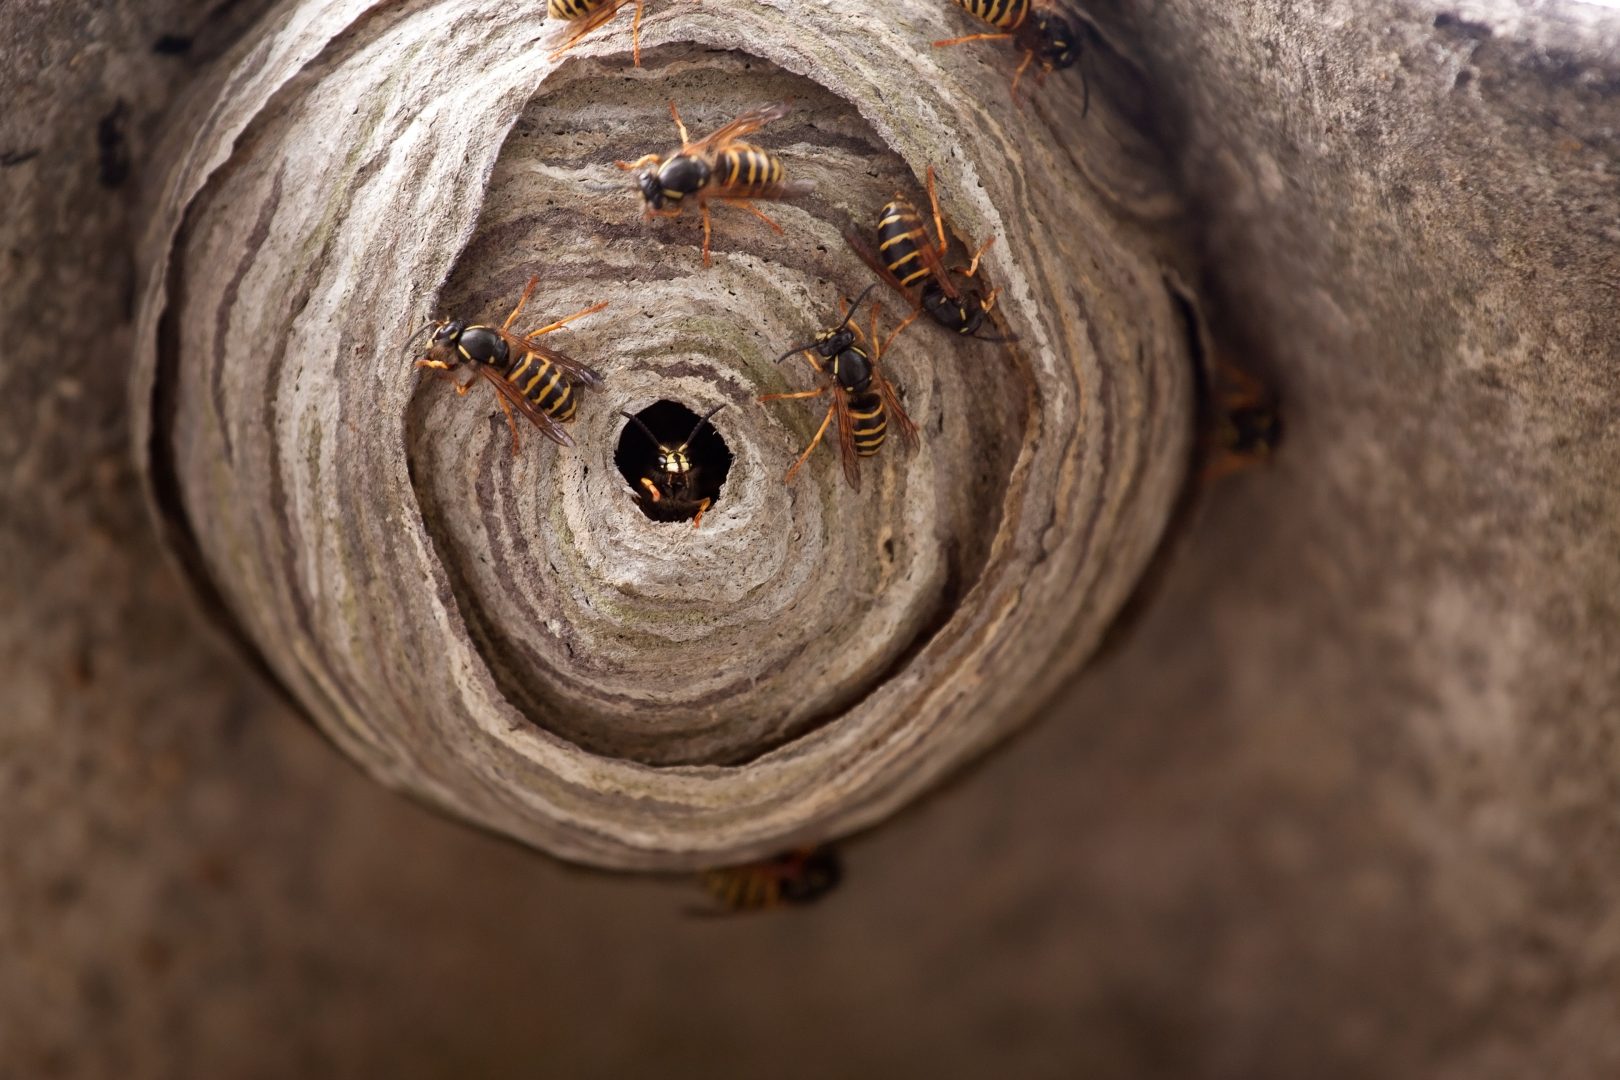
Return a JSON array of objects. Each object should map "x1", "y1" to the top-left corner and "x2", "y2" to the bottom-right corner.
[{"x1": 617, "y1": 400, "x2": 733, "y2": 528}]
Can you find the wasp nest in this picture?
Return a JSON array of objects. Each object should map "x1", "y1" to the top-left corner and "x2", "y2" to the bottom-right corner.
[{"x1": 132, "y1": 0, "x2": 1191, "y2": 870}]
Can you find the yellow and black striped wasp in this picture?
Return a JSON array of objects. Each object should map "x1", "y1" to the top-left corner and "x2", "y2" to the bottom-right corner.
[
  {"x1": 759, "y1": 284, "x2": 919, "y2": 493},
  {"x1": 692, "y1": 846, "x2": 842, "y2": 916},
  {"x1": 621, "y1": 404, "x2": 727, "y2": 528},
  {"x1": 844, "y1": 165, "x2": 1005, "y2": 341},
  {"x1": 934, "y1": 0, "x2": 1093, "y2": 111},
  {"x1": 407, "y1": 276, "x2": 609, "y2": 453},
  {"x1": 618, "y1": 101, "x2": 814, "y2": 268},
  {"x1": 547, "y1": 0, "x2": 695, "y2": 68}
]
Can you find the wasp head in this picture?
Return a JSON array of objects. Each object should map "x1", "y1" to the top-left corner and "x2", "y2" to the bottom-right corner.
[
  {"x1": 657, "y1": 448, "x2": 691, "y2": 476},
  {"x1": 1028, "y1": 11, "x2": 1080, "y2": 71}
]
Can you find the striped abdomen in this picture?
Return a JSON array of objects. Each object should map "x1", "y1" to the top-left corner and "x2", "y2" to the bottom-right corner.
[
  {"x1": 848, "y1": 390, "x2": 887, "y2": 457},
  {"x1": 955, "y1": 0, "x2": 1031, "y2": 30},
  {"x1": 503, "y1": 350, "x2": 578, "y2": 422},
  {"x1": 876, "y1": 198, "x2": 934, "y2": 291},
  {"x1": 714, "y1": 144, "x2": 785, "y2": 194},
  {"x1": 548, "y1": 0, "x2": 608, "y2": 19}
]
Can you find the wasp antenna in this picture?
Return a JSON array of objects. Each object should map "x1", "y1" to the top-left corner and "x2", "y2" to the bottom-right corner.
[
  {"x1": 837, "y1": 283, "x2": 882, "y2": 331},
  {"x1": 678, "y1": 403, "x2": 727, "y2": 450},
  {"x1": 621, "y1": 410, "x2": 662, "y2": 445},
  {"x1": 399, "y1": 319, "x2": 439, "y2": 359},
  {"x1": 774, "y1": 342, "x2": 819, "y2": 364}
]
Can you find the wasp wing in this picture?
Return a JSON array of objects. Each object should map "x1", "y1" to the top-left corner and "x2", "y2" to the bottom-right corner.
[
  {"x1": 489, "y1": 326, "x2": 607, "y2": 390},
  {"x1": 876, "y1": 370, "x2": 921, "y2": 453},
  {"x1": 844, "y1": 227, "x2": 925, "y2": 309},
  {"x1": 475, "y1": 365, "x2": 576, "y2": 448},
  {"x1": 830, "y1": 382, "x2": 863, "y2": 493},
  {"x1": 684, "y1": 102, "x2": 792, "y2": 156}
]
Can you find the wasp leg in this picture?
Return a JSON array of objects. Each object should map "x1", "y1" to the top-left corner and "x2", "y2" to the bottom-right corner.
[
  {"x1": 958, "y1": 234, "x2": 996, "y2": 279},
  {"x1": 416, "y1": 361, "x2": 480, "y2": 393},
  {"x1": 723, "y1": 199, "x2": 785, "y2": 235},
  {"x1": 502, "y1": 276, "x2": 540, "y2": 331},
  {"x1": 1010, "y1": 49, "x2": 1036, "y2": 105},
  {"x1": 924, "y1": 166, "x2": 950, "y2": 262},
  {"x1": 883, "y1": 308, "x2": 924, "y2": 355},
  {"x1": 616, "y1": 153, "x2": 663, "y2": 172},
  {"x1": 932, "y1": 31, "x2": 1014, "y2": 48},
  {"x1": 491, "y1": 391, "x2": 522, "y2": 454},
  {"x1": 638, "y1": 476, "x2": 663, "y2": 503},
  {"x1": 757, "y1": 388, "x2": 827, "y2": 403},
  {"x1": 669, "y1": 100, "x2": 691, "y2": 148},
  {"x1": 549, "y1": 0, "x2": 626, "y2": 61},
  {"x1": 701, "y1": 201, "x2": 713, "y2": 266},
  {"x1": 691, "y1": 497, "x2": 711, "y2": 529},
  {"x1": 526, "y1": 300, "x2": 611, "y2": 337},
  {"x1": 627, "y1": 0, "x2": 650, "y2": 67},
  {"x1": 783, "y1": 402, "x2": 836, "y2": 484}
]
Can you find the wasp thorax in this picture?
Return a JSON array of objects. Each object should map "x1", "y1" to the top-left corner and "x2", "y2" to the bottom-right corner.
[
  {"x1": 455, "y1": 326, "x2": 507, "y2": 365},
  {"x1": 831, "y1": 347, "x2": 874, "y2": 392},
  {"x1": 658, "y1": 154, "x2": 712, "y2": 197}
]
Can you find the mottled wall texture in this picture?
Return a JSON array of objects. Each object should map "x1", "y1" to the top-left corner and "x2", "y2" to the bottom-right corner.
[{"x1": 2, "y1": 0, "x2": 1617, "y2": 1078}]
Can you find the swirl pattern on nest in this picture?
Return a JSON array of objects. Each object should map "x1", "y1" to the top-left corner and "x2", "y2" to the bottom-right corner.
[{"x1": 132, "y1": 0, "x2": 1191, "y2": 869}]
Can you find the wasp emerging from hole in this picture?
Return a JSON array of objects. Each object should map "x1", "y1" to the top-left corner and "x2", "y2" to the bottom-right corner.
[
  {"x1": 844, "y1": 165, "x2": 1005, "y2": 341},
  {"x1": 547, "y1": 0, "x2": 694, "y2": 69},
  {"x1": 934, "y1": 0, "x2": 1092, "y2": 112},
  {"x1": 692, "y1": 846, "x2": 843, "y2": 915},
  {"x1": 407, "y1": 276, "x2": 609, "y2": 453},
  {"x1": 759, "y1": 284, "x2": 919, "y2": 493},
  {"x1": 621, "y1": 404, "x2": 727, "y2": 528},
  {"x1": 618, "y1": 101, "x2": 814, "y2": 268}
]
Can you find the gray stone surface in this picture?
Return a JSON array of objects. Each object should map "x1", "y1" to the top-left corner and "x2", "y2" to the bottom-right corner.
[{"x1": 2, "y1": 0, "x2": 1617, "y2": 1077}]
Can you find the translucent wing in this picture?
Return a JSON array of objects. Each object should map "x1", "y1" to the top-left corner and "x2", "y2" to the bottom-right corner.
[
  {"x1": 876, "y1": 369, "x2": 920, "y2": 453},
  {"x1": 475, "y1": 366, "x2": 576, "y2": 448},
  {"x1": 683, "y1": 102, "x2": 792, "y2": 156},
  {"x1": 831, "y1": 382, "x2": 863, "y2": 492},
  {"x1": 843, "y1": 227, "x2": 924, "y2": 309},
  {"x1": 488, "y1": 326, "x2": 606, "y2": 390}
]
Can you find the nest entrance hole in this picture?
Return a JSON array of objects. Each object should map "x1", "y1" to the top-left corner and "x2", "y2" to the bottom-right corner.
[{"x1": 616, "y1": 399, "x2": 733, "y2": 524}]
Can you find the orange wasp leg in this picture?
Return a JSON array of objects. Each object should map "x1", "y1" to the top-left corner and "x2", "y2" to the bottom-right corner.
[
  {"x1": 638, "y1": 476, "x2": 663, "y2": 503},
  {"x1": 526, "y1": 300, "x2": 611, "y2": 337},
  {"x1": 492, "y1": 388, "x2": 523, "y2": 455},
  {"x1": 549, "y1": 0, "x2": 626, "y2": 61},
  {"x1": 724, "y1": 198, "x2": 785, "y2": 234},
  {"x1": 782, "y1": 402, "x2": 837, "y2": 485},
  {"x1": 691, "y1": 497, "x2": 711, "y2": 529},
  {"x1": 931, "y1": 31, "x2": 1014, "y2": 47}
]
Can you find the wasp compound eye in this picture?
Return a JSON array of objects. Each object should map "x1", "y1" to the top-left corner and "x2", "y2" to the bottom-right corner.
[{"x1": 638, "y1": 171, "x2": 663, "y2": 207}]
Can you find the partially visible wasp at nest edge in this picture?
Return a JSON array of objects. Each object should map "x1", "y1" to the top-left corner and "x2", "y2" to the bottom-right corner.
[
  {"x1": 618, "y1": 101, "x2": 815, "y2": 268},
  {"x1": 692, "y1": 846, "x2": 843, "y2": 915},
  {"x1": 934, "y1": 0, "x2": 1095, "y2": 112},
  {"x1": 759, "y1": 283, "x2": 920, "y2": 493},
  {"x1": 406, "y1": 276, "x2": 609, "y2": 454},
  {"x1": 546, "y1": 0, "x2": 697, "y2": 69},
  {"x1": 844, "y1": 165, "x2": 1008, "y2": 342},
  {"x1": 621, "y1": 403, "x2": 728, "y2": 528}
]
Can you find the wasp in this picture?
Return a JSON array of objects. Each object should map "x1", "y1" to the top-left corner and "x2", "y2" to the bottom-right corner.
[
  {"x1": 934, "y1": 0, "x2": 1091, "y2": 111},
  {"x1": 407, "y1": 276, "x2": 609, "y2": 453},
  {"x1": 693, "y1": 847, "x2": 842, "y2": 915},
  {"x1": 1203, "y1": 357, "x2": 1281, "y2": 482},
  {"x1": 844, "y1": 165, "x2": 1004, "y2": 341},
  {"x1": 547, "y1": 0, "x2": 694, "y2": 68},
  {"x1": 618, "y1": 101, "x2": 814, "y2": 268},
  {"x1": 759, "y1": 284, "x2": 919, "y2": 492},
  {"x1": 620, "y1": 404, "x2": 727, "y2": 528}
]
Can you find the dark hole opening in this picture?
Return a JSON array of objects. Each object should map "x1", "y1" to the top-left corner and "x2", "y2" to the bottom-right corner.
[{"x1": 615, "y1": 399, "x2": 732, "y2": 523}]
